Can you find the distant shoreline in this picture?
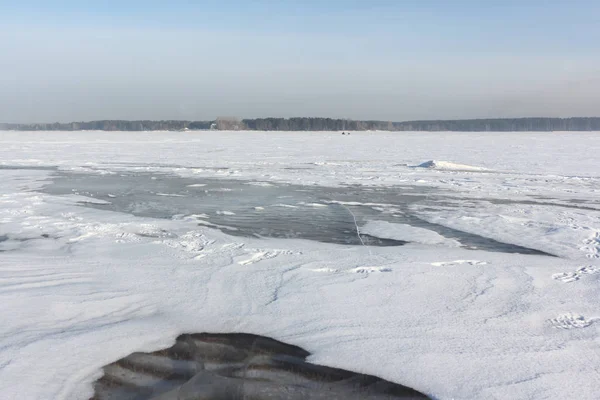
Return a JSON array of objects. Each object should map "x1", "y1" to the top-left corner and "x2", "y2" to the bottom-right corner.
[{"x1": 2, "y1": 117, "x2": 600, "y2": 132}]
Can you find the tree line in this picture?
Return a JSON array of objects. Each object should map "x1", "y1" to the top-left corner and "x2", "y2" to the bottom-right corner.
[
  {"x1": 2, "y1": 117, "x2": 600, "y2": 132},
  {"x1": 0, "y1": 120, "x2": 212, "y2": 131}
]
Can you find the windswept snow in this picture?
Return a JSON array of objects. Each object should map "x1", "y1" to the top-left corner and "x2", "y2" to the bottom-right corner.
[
  {"x1": 0, "y1": 131, "x2": 600, "y2": 400},
  {"x1": 360, "y1": 220, "x2": 460, "y2": 246}
]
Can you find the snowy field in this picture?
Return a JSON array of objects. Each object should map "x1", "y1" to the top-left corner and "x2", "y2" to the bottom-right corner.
[{"x1": 1, "y1": 130, "x2": 599, "y2": 399}]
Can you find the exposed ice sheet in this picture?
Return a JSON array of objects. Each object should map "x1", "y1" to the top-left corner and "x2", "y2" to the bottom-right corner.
[{"x1": 1, "y1": 131, "x2": 600, "y2": 400}]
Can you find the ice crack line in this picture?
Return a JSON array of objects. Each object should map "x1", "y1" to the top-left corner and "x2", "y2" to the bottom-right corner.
[{"x1": 340, "y1": 204, "x2": 373, "y2": 257}]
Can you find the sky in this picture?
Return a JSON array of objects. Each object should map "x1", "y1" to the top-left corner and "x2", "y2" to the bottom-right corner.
[{"x1": 1, "y1": 0, "x2": 600, "y2": 123}]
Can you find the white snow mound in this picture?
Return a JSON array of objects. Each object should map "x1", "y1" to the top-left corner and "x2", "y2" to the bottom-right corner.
[{"x1": 416, "y1": 160, "x2": 488, "y2": 171}]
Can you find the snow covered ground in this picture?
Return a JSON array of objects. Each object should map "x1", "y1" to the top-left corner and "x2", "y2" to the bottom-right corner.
[{"x1": 1, "y1": 130, "x2": 599, "y2": 400}]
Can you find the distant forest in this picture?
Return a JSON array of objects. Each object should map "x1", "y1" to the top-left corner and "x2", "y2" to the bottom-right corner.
[{"x1": 2, "y1": 117, "x2": 600, "y2": 132}]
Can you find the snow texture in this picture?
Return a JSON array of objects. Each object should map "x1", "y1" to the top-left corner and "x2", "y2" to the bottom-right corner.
[
  {"x1": 360, "y1": 220, "x2": 460, "y2": 246},
  {"x1": 0, "y1": 131, "x2": 599, "y2": 400}
]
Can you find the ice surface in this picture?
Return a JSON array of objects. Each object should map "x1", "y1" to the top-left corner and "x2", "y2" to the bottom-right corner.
[
  {"x1": 0, "y1": 131, "x2": 599, "y2": 400},
  {"x1": 39, "y1": 170, "x2": 550, "y2": 254}
]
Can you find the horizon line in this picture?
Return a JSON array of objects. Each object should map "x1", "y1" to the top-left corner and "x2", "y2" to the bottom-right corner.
[{"x1": 4, "y1": 116, "x2": 600, "y2": 126}]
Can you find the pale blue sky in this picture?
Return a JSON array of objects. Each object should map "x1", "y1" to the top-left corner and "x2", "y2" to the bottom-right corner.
[{"x1": 1, "y1": 1, "x2": 599, "y2": 122}]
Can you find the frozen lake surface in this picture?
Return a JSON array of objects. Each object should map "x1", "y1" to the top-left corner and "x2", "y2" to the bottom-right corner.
[
  {"x1": 1, "y1": 131, "x2": 599, "y2": 400},
  {"x1": 42, "y1": 170, "x2": 552, "y2": 255}
]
